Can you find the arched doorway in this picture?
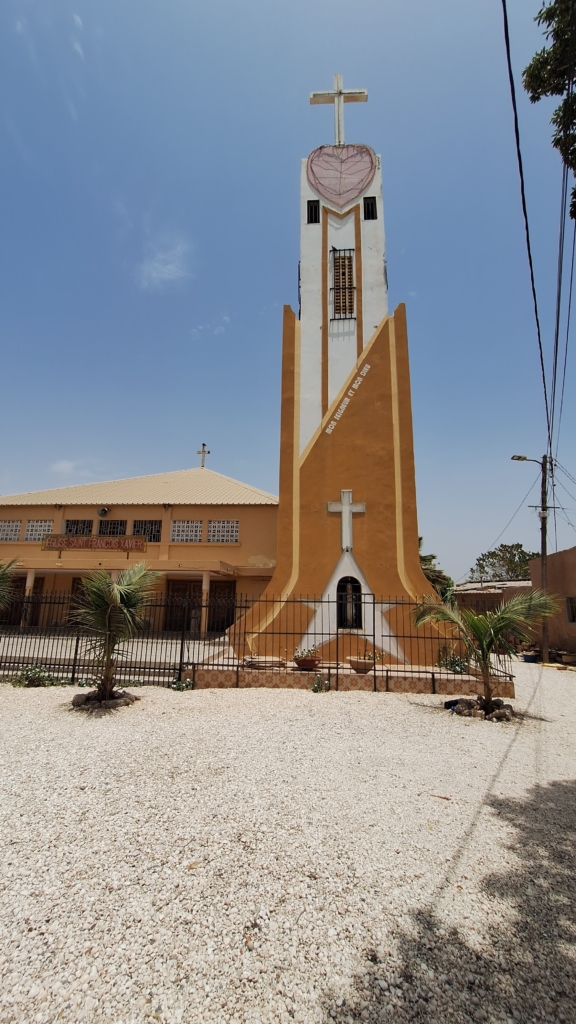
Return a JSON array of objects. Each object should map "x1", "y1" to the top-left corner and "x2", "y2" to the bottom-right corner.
[{"x1": 336, "y1": 576, "x2": 362, "y2": 629}]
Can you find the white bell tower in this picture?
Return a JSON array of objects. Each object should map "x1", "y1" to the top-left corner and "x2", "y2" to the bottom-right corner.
[{"x1": 299, "y1": 74, "x2": 388, "y2": 453}]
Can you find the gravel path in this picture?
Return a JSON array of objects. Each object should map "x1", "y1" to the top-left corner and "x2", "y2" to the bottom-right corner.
[{"x1": 1, "y1": 664, "x2": 575, "y2": 1024}]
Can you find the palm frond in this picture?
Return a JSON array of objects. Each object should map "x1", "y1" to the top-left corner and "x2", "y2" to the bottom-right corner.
[{"x1": 0, "y1": 559, "x2": 18, "y2": 612}]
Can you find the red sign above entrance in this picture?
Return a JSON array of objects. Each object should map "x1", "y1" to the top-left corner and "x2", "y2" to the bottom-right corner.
[{"x1": 42, "y1": 535, "x2": 147, "y2": 552}]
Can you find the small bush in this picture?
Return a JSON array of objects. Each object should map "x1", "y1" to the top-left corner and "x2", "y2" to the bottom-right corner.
[
  {"x1": 11, "y1": 665, "x2": 61, "y2": 688},
  {"x1": 171, "y1": 678, "x2": 194, "y2": 691},
  {"x1": 311, "y1": 673, "x2": 330, "y2": 693}
]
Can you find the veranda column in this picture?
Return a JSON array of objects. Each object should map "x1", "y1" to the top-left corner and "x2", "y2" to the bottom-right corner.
[{"x1": 200, "y1": 571, "x2": 211, "y2": 638}]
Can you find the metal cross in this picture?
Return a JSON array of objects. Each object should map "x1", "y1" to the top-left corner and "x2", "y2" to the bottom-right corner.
[
  {"x1": 310, "y1": 73, "x2": 368, "y2": 146},
  {"x1": 197, "y1": 442, "x2": 210, "y2": 468},
  {"x1": 327, "y1": 489, "x2": 366, "y2": 551}
]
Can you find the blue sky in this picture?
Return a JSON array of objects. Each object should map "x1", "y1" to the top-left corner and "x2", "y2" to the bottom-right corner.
[{"x1": 1, "y1": 0, "x2": 574, "y2": 580}]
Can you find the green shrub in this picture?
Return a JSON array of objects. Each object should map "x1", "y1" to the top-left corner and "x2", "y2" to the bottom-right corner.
[
  {"x1": 311, "y1": 673, "x2": 330, "y2": 693},
  {"x1": 11, "y1": 665, "x2": 60, "y2": 688}
]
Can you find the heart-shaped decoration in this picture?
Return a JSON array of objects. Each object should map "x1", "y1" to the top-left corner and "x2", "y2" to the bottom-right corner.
[{"x1": 307, "y1": 145, "x2": 376, "y2": 208}]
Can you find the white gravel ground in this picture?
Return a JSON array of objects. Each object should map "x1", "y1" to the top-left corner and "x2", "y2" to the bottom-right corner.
[{"x1": 1, "y1": 664, "x2": 575, "y2": 1024}]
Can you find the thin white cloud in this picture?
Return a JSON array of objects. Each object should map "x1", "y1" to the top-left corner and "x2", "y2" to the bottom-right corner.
[
  {"x1": 73, "y1": 14, "x2": 83, "y2": 29},
  {"x1": 137, "y1": 234, "x2": 191, "y2": 292},
  {"x1": 51, "y1": 460, "x2": 77, "y2": 475},
  {"x1": 72, "y1": 38, "x2": 84, "y2": 60},
  {"x1": 191, "y1": 314, "x2": 231, "y2": 338}
]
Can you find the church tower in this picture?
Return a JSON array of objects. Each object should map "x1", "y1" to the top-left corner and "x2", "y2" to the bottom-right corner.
[{"x1": 238, "y1": 76, "x2": 434, "y2": 664}]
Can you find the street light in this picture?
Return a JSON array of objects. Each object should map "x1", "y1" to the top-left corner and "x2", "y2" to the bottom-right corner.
[{"x1": 510, "y1": 452, "x2": 549, "y2": 662}]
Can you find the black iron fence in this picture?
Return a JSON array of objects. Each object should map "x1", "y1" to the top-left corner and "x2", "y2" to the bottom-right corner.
[{"x1": 0, "y1": 593, "x2": 514, "y2": 688}]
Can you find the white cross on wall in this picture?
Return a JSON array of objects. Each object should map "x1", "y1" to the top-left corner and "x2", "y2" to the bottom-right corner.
[
  {"x1": 310, "y1": 73, "x2": 368, "y2": 147},
  {"x1": 327, "y1": 489, "x2": 366, "y2": 552}
]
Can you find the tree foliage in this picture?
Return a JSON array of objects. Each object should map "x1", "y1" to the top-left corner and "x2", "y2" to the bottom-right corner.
[
  {"x1": 523, "y1": 0, "x2": 576, "y2": 217},
  {"x1": 468, "y1": 543, "x2": 539, "y2": 582},
  {"x1": 419, "y1": 538, "x2": 454, "y2": 599},
  {"x1": 73, "y1": 563, "x2": 159, "y2": 701},
  {"x1": 414, "y1": 590, "x2": 559, "y2": 704}
]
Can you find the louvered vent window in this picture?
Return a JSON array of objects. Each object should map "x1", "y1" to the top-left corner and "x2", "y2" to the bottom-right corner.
[
  {"x1": 331, "y1": 249, "x2": 355, "y2": 319},
  {"x1": 98, "y1": 520, "x2": 127, "y2": 537},
  {"x1": 171, "y1": 521, "x2": 203, "y2": 543},
  {"x1": 65, "y1": 520, "x2": 93, "y2": 536},
  {"x1": 0, "y1": 521, "x2": 21, "y2": 541},
  {"x1": 207, "y1": 520, "x2": 239, "y2": 544},
  {"x1": 363, "y1": 196, "x2": 377, "y2": 220},
  {"x1": 25, "y1": 520, "x2": 54, "y2": 542},
  {"x1": 307, "y1": 199, "x2": 320, "y2": 224}
]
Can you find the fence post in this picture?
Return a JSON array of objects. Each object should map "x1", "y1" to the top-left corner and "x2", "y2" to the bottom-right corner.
[
  {"x1": 177, "y1": 602, "x2": 187, "y2": 682},
  {"x1": 70, "y1": 634, "x2": 80, "y2": 684},
  {"x1": 372, "y1": 594, "x2": 377, "y2": 692},
  {"x1": 431, "y1": 672, "x2": 436, "y2": 695}
]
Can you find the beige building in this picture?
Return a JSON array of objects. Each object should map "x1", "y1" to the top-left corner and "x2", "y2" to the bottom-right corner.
[
  {"x1": 530, "y1": 546, "x2": 576, "y2": 654},
  {"x1": 0, "y1": 467, "x2": 278, "y2": 609}
]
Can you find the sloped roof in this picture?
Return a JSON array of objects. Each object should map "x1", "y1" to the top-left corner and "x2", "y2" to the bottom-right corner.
[{"x1": 0, "y1": 468, "x2": 278, "y2": 507}]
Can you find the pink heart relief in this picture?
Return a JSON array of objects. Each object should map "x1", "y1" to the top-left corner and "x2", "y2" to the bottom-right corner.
[{"x1": 306, "y1": 144, "x2": 376, "y2": 208}]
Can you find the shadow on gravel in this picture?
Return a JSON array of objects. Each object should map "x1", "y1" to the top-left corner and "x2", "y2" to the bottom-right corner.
[{"x1": 320, "y1": 780, "x2": 576, "y2": 1024}]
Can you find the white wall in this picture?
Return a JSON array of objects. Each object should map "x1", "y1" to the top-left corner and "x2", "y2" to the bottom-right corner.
[{"x1": 299, "y1": 149, "x2": 388, "y2": 453}]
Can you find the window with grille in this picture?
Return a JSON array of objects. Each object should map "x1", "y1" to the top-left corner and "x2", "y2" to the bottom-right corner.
[
  {"x1": 0, "y1": 520, "x2": 21, "y2": 541},
  {"x1": 363, "y1": 196, "x2": 377, "y2": 220},
  {"x1": 566, "y1": 596, "x2": 576, "y2": 623},
  {"x1": 132, "y1": 520, "x2": 162, "y2": 543},
  {"x1": 331, "y1": 249, "x2": 355, "y2": 319},
  {"x1": 307, "y1": 199, "x2": 320, "y2": 224},
  {"x1": 25, "y1": 520, "x2": 54, "y2": 542},
  {"x1": 65, "y1": 520, "x2": 93, "y2": 536},
  {"x1": 207, "y1": 520, "x2": 239, "y2": 544},
  {"x1": 98, "y1": 519, "x2": 127, "y2": 537},
  {"x1": 171, "y1": 520, "x2": 203, "y2": 543}
]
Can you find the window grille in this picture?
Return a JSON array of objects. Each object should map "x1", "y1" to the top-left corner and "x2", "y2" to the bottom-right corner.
[
  {"x1": 65, "y1": 520, "x2": 93, "y2": 536},
  {"x1": 363, "y1": 195, "x2": 377, "y2": 220},
  {"x1": 331, "y1": 249, "x2": 355, "y2": 319},
  {"x1": 132, "y1": 520, "x2": 162, "y2": 543},
  {"x1": 98, "y1": 519, "x2": 127, "y2": 537},
  {"x1": 566, "y1": 596, "x2": 576, "y2": 623},
  {"x1": 25, "y1": 520, "x2": 54, "y2": 542},
  {"x1": 0, "y1": 520, "x2": 21, "y2": 542},
  {"x1": 307, "y1": 199, "x2": 320, "y2": 224},
  {"x1": 207, "y1": 520, "x2": 239, "y2": 544},
  {"x1": 171, "y1": 520, "x2": 203, "y2": 543}
]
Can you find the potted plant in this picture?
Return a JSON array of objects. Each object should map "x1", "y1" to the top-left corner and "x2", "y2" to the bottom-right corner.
[
  {"x1": 347, "y1": 644, "x2": 383, "y2": 674},
  {"x1": 293, "y1": 646, "x2": 321, "y2": 671}
]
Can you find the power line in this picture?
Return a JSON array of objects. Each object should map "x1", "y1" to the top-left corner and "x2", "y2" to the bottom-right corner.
[
  {"x1": 555, "y1": 219, "x2": 576, "y2": 455},
  {"x1": 500, "y1": 0, "x2": 551, "y2": 448},
  {"x1": 454, "y1": 474, "x2": 540, "y2": 583}
]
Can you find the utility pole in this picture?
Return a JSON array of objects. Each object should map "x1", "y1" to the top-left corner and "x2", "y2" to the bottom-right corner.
[
  {"x1": 540, "y1": 453, "x2": 549, "y2": 663},
  {"x1": 511, "y1": 451, "x2": 550, "y2": 662}
]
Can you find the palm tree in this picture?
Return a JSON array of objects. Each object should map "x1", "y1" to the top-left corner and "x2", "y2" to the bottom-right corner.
[
  {"x1": 0, "y1": 559, "x2": 17, "y2": 612},
  {"x1": 73, "y1": 563, "x2": 159, "y2": 702},
  {"x1": 414, "y1": 589, "x2": 559, "y2": 707}
]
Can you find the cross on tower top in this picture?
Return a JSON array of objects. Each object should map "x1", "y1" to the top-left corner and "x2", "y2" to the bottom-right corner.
[
  {"x1": 310, "y1": 73, "x2": 368, "y2": 146},
  {"x1": 327, "y1": 489, "x2": 366, "y2": 551},
  {"x1": 197, "y1": 443, "x2": 210, "y2": 468}
]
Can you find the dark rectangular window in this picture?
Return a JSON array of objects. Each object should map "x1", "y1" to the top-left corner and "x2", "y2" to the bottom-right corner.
[
  {"x1": 98, "y1": 519, "x2": 127, "y2": 537},
  {"x1": 307, "y1": 199, "x2": 320, "y2": 224},
  {"x1": 65, "y1": 520, "x2": 93, "y2": 536},
  {"x1": 133, "y1": 519, "x2": 162, "y2": 544},
  {"x1": 363, "y1": 196, "x2": 377, "y2": 220},
  {"x1": 566, "y1": 596, "x2": 576, "y2": 623},
  {"x1": 331, "y1": 249, "x2": 355, "y2": 319}
]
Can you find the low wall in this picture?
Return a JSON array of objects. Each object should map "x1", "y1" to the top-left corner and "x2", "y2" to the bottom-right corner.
[{"x1": 183, "y1": 667, "x2": 515, "y2": 698}]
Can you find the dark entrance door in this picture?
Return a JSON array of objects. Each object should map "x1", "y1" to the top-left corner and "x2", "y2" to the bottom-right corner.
[
  {"x1": 164, "y1": 580, "x2": 202, "y2": 633},
  {"x1": 208, "y1": 581, "x2": 237, "y2": 633}
]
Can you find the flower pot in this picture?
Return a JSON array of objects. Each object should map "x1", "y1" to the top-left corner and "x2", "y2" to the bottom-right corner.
[
  {"x1": 294, "y1": 657, "x2": 321, "y2": 671},
  {"x1": 522, "y1": 653, "x2": 539, "y2": 663},
  {"x1": 347, "y1": 657, "x2": 376, "y2": 675}
]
